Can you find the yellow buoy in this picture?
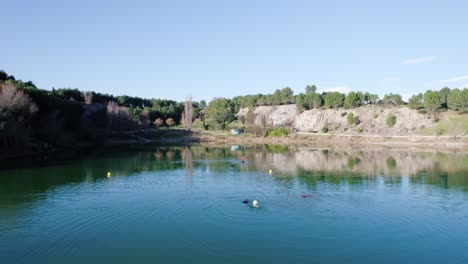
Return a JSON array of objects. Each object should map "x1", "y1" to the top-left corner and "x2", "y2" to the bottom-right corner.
[
  {"x1": 107, "y1": 172, "x2": 111, "y2": 177},
  {"x1": 269, "y1": 169, "x2": 272, "y2": 175}
]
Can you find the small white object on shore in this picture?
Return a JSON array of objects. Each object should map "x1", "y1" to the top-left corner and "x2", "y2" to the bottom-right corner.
[{"x1": 252, "y1": 200, "x2": 259, "y2": 208}]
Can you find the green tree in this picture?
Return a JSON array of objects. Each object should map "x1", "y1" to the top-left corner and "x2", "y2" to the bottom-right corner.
[
  {"x1": 344, "y1": 91, "x2": 358, "y2": 109},
  {"x1": 295, "y1": 93, "x2": 308, "y2": 111},
  {"x1": 368, "y1": 94, "x2": 379, "y2": 104},
  {"x1": 382, "y1": 93, "x2": 404, "y2": 105},
  {"x1": 280, "y1": 87, "x2": 294, "y2": 104},
  {"x1": 117, "y1": 95, "x2": 129, "y2": 106},
  {"x1": 0, "y1": 70, "x2": 8, "y2": 81},
  {"x1": 305, "y1": 85, "x2": 317, "y2": 94},
  {"x1": 408, "y1": 93, "x2": 423, "y2": 109},
  {"x1": 199, "y1": 100, "x2": 207, "y2": 109},
  {"x1": 310, "y1": 93, "x2": 323, "y2": 108},
  {"x1": 324, "y1": 92, "x2": 345, "y2": 108},
  {"x1": 356, "y1": 91, "x2": 365, "y2": 105},
  {"x1": 206, "y1": 98, "x2": 234, "y2": 129},
  {"x1": 438, "y1": 87, "x2": 451, "y2": 108},
  {"x1": 447, "y1": 88, "x2": 468, "y2": 113},
  {"x1": 423, "y1": 91, "x2": 442, "y2": 112}
]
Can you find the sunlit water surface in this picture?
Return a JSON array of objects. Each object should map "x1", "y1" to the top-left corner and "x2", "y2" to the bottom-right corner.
[{"x1": 1, "y1": 146, "x2": 468, "y2": 263}]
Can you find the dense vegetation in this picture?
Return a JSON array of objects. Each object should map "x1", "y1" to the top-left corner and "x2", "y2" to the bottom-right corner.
[
  {"x1": 0, "y1": 70, "x2": 204, "y2": 154},
  {"x1": 1, "y1": 69, "x2": 467, "y2": 154}
]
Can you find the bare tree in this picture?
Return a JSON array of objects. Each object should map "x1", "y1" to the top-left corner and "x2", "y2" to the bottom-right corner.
[
  {"x1": 0, "y1": 83, "x2": 38, "y2": 147},
  {"x1": 106, "y1": 101, "x2": 134, "y2": 132},
  {"x1": 138, "y1": 110, "x2": 151, "y2": 128},
  {"x1": 0, "y1": 83, "x2": 38, "y2": 115},
  {"x1": 82, "y1": 91, "x2": 93, "y2": 104},
  {"x1": 181, "y1": 96, "x2": 193, "y2": 132},
  {"x1": 181, "y1": 147, "x2": 193, "y2": 177}
]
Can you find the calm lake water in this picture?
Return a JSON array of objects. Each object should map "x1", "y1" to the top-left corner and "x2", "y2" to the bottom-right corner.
[{"x1": 1, "y1": 146, "x2": 468, "y2": 264}]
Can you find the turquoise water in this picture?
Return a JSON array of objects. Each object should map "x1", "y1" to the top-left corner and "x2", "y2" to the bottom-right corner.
[{"x1": 1, "y1": 146, "x2": 468, "y2": 263}]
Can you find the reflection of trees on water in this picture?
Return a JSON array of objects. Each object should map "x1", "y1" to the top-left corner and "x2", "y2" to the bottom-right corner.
[
  {"x1": 181, "y1": 147, "x2": 193, "y2": 176},
  {"x1": 1, "y1": 146, "x2": 467, "y2": 223},
  {"x1": 244, "y1": 146, "x2": 468, "y2": 191},
  {"x1": 181, "y1": 147, "x2": 193, "y2": 187}
]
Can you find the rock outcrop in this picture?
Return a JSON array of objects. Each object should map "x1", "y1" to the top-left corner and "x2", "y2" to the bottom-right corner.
[{"x1": 237, "y1": 104, "x2": 436, "y2": 135}]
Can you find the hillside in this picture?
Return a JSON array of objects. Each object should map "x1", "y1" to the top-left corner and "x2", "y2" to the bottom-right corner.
[{"x1": 237, "y1": 104, "x2": 468, "y2": 136}]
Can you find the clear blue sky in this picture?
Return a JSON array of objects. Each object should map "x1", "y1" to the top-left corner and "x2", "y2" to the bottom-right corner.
[{"x1": 2, "y1": 0, "x2": 468, "y2": 102}]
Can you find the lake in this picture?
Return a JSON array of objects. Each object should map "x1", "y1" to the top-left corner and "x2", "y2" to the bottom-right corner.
[{"x1": 1, "y1": 145, "x2": 467, "y2": 264}]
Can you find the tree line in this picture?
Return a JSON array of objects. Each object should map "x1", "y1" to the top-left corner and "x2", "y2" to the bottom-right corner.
[
  {"x1": 1, "y1": 69, "x2": 467, "y2": 151},
  {"x1": 0, "y1": 70, "x2": 207, "y2": 152},
  {"x1": 204, "y1": 84, "x2": 467, "y2": 131}
]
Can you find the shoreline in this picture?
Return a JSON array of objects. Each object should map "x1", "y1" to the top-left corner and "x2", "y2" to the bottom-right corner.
[
  {"x1": 1, "y1": 130, "x2": 466, "y2": 162},
  {"x1": 189, "y1": 130, "x2": 468, "y2": 151}
]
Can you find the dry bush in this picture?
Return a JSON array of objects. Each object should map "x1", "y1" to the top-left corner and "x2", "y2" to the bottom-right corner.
[
  {"x1": 106, "y1": 101, "x2": 135, "y2": 131},
  {"x1": 153, "y1": 117, "x2": 164, "y2": 127},
  {"x1": 0, "y1": 83, "x2": 38, "y2": 147},
  {"x1": 0, "y1": 83, "x2": 38, "y2": 116},
  {"x1": 165, "y1": 118, "x2": 175, "y2": 126}
]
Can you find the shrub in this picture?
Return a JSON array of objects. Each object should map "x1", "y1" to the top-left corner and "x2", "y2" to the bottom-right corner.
[
  {"x1": 347, "y1": 113, "x2": 360, "y2": 125},
  {"x1": 165, "y1": 118, "x2": 175, "y2": 126},
  {"x1": 373, "y1": 113, "x2": 378, "y2": 119},
  {"x1": 341, "y1": 112, "x2": 347, "y2": 117},
  {"x1": 418, "y1": 109, "x2": 427, "y2": 114},
  {"x1": 386, "y1": 113, "x2": 397, "y2": 127},
  {"x1": 353, "y1": 116, "x2": 360, "y2": 125},
  {"x1": 435, "y1": 127, "x2": 446, "y2": 135},
  {"x1": 153, "y1": 117, "x2": 164, "y2": 127},
  {"x1": 357, "y1": 127, "x2": 363, "y2": 133},
  {"x1": 386, "y1": 157, "x2": 397, "y2": 170},
  {"x1": 347, "y1": 113, "x2": 355, "y2": 125},
  {"x1": 321, "y1": 127, "x2": 329, "y2": 133},
  {"x1": 265, "y1": 127, "x2": 289, "y2": 137}
]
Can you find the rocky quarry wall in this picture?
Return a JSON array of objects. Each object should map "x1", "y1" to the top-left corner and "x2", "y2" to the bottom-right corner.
[{"x1": 237, "y1": 105, "x2": 436, "y2": 135}]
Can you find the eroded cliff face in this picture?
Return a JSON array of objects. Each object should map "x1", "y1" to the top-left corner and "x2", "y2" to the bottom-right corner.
[{"x1": 237, "y1": 104, "x2": 436, "y2": 135}]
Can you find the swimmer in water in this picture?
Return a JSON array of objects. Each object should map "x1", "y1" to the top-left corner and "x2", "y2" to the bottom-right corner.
[
  {"x1": 251, "y1": 200, "x2": 259, "y2": 208},
  {"x1": 242, "y1": 198, "x2": 249, "y2": 204}
]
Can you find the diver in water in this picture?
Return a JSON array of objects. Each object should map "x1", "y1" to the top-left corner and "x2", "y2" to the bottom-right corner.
[
  {"x1": 242, "y1": 199, "x2": 259, "y2": 208},
  {"x1": 251, "y1": 200, "x2": 259, "y2": 208}
]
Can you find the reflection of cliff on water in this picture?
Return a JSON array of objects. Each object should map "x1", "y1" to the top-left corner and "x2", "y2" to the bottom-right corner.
[
  {"x1": 1, "y1": 146, "x2": 466, "y2": 203},
  {"x1": 241, "y1": 146, "x2": 468, "y2": 191},
  {"x1": 1, "y1": 145, "x2": 467, "y2": 224}
]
